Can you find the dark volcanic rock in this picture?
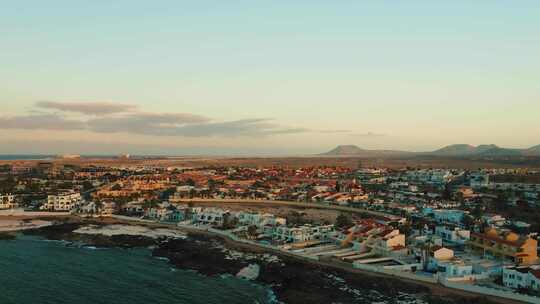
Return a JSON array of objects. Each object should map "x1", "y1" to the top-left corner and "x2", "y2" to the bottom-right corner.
[
  {"x1": 0, "y1": 232, "x2": 17, "y2": 240},
  {"x1": 153, "y1": 235, "x2": 248, "y2": 276},
  {"x1": 23, "y1": 222, "x2": 157, "y2": 248}
]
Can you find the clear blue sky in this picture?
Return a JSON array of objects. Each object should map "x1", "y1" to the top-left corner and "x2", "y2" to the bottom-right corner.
[{"x1": 1, "y1": 1, "x2": 539, "y2": 155}]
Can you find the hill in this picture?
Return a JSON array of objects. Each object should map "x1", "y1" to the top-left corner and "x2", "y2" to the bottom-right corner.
[
  {"x1": 431, "y1": 144, "x2": 525, "y2": 157},
  {"x1": 524, "y1": 145, "x2": 540, "y2": 156},
  {"x1": 431, "y1": 144, "x2": 478, "y2": 156},
  {"x1": 322, "y1": 145, "x2": 366, "y2": 156},
  {"x1": 321, "y1": 145, "x2": 412, "y2": 157}
]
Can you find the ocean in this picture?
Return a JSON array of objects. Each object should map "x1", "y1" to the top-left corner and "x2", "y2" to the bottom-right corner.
[
  {"x1": 0, "y1": 235, "x2": 276, "y2": 304},
  {"x1": 0, "y1": 155, "x2": 54, "y2": 161}
]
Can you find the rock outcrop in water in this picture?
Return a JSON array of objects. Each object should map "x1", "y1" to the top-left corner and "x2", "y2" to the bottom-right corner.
[{"x1": 236, "y1": 264, "x2": 260, "y2": 280}]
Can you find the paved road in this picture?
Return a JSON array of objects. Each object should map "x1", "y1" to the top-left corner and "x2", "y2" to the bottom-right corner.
[{"x1": 177, "y1": 198, "x2": 400, "y2": 220}]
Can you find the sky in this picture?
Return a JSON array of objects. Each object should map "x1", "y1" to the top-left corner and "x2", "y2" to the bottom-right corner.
[{"x1": 1, "y1": 1, "x2": 539, "y2": 155}]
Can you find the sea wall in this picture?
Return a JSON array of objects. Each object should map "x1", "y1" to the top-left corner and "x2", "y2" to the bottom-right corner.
[{"x1": 440, "y1": 279, "x2": 540, "y2": 304}]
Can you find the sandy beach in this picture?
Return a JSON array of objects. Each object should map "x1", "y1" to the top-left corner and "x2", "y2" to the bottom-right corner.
[{"x1": 0, "y1": 219, "x2": 53, "y2": 232}]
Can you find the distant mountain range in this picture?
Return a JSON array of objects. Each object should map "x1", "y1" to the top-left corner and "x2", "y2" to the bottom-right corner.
[{"x1": 321, "y1": 144, "x2": 540, "y2": 157}]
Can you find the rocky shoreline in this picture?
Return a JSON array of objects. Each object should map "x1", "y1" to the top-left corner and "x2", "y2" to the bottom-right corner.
[{"x1": 21, "y1": 220, "x2": 500, "y2": 304}]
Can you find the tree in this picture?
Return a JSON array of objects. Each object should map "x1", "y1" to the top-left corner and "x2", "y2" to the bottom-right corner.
[
  {"x1": 82, "y1": 181, "x2": 94, "y2": 192},
  {"x1": 185, "y1": 178, "x2": 196, "y2": 187},
  {"x1": 247, "y1": 225, "x2": 258, "y2": 238},
  {"x1": 142, "y1": 199, "x2": 159, "y2": 209},
  {"x1": 335, "y1": 213, "x2": 353, "y2": 229},
  {"x1": 462, "y1": 215, "x2": 475, "y2": 230}
]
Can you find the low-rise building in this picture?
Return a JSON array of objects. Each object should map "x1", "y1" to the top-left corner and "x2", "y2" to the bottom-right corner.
[
  {"x1": 433, "y1": 209, "x2": 466, "y2": 226},
  {"x1": 192, "y1": 208, "x2": 229, "y2": 226},
  {"x1": 271, "y1": 225, "x2": 335, "y2": 243},
  {"x1": 435, "y1": 225, "x2": 470, "y2": 245},
  {"x1": 0, "y1": 193, "x2": 16, "y2": 209},
  {"x1": 503, "y1": 265, "x2": 540, "y2": 291},
  {"x1": 469, "y1": 228, "x2": 538, "y2": 265}
]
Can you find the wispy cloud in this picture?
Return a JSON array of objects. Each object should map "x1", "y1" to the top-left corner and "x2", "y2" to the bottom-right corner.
[
  {"x1": 317, "y1": 129, "x2": 351, "y2": 134},
  {"x1": 87, "y1": 117, "x2": 309, "y2": 137},
  {"x1": 0, "y1": 114, "x2": 86, "y2": 130},
  {"x1": 35, "y1": 101, "x2": 138, "y2": 115},
  {"x1": 1, "y1": 102, "x2": 314, "y2": 138},
  {"x1": 348, "y1": 132, "x2": 387, "y2": 137}
]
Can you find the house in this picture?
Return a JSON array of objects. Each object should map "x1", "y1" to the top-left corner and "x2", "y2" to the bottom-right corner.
[
  {"x1": 80, "y1": 201, "x2": 116, "y2": 216},
  {"x1": 339, "y1": 219, "x2": 407, "y2": 257},
  {"x1": 470, "y1": 172, "x2": 490, "y2": 189},
  {"x1": 469, "y1": 228, "x2": 539, "y2": 265},
  {"x1": 481, "y1": 214, "x2": 506, "y2": 227},
  {"x1": 456, "y1": 187, "x2": 475, "y2": 199},
  {"x1": 433, "y1": 209, "x2": 466, "y2": 226},
  {"x1": 101, "y1": 201, "x2": 116, "y2": 216},
  {"x1": 426, "y1": 247, "x2": 474, "y2": 278},
  {"x1": 503, "y1": 265, "x2": 540, "y2": 291},
  {"x1": 435, "y1": 225, "x2": 470, "y2": 245},
  {"x1": 121, "y1": 201, "x2": 144, "y2": 215},
  {"x1": 371, "y1": 229, "x2": 407, "y2": 256},
  {"x1": 271, "y1": 225, "x2": 335, "y2": 243},
  {"x1": 236, "y1": 211, "x2": 286, "y2": 228},
  {"x1": 192, "y1": 207, "x2": 229, "y2": 226}
]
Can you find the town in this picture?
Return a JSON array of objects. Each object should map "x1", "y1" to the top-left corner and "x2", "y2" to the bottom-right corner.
[{"x1": 1, "y1": 160, "x2": 540, "y2": 303}]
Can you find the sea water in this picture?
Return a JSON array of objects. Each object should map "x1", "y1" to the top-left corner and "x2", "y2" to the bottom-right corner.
[{"x1": 0, "y1": 235, "x2": 276, "y2": 304}]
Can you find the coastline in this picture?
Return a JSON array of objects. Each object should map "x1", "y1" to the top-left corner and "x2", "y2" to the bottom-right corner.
[{"x1": 6, "y1": 215, "x2": 524, "y2": 304}]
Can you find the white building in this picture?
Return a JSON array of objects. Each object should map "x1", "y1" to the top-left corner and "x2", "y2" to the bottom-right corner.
[
  {"x1": 469, "y1": 172, "x2": 490, "y2": 189},
  {"x1": 192, "y1": 208, "x2": 229, "y2": 226},
  {"x1": 42, "y1": 192, "x2": 82, "y2": 211},
  {"x1": 271, "y1": 225, "x2": 335, "y2": 243},
  {"x1": 427, "y1": 247, "x2": 473, "y2": 278},
  {"x1": 435, "y1": 226, "x2": 470, "y2": 245},
  {"x1": 236, "y1": 211, "x2": 286, "y2": 228},
  {"x1": 433, "y1": 209, "x2": 466, "y2": 225},
  {"x1": 503, "y1": 266, "x2": 540, "y2": 291},
  {"x1": 370, "y1": 229, "x2": 407, "y2": 256},
  {"x1": 0, "y1": 193, "x2": 16, "y2": 209}
]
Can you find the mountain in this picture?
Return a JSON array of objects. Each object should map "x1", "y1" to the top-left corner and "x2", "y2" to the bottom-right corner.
[
  {"x1": 431, "y1": 144, "x2": 524, "y2": 157},
  {"x1": 431, "y1": 144, "x2": 478, "y2": 156},
  {"x1": 320, "y1": 144, "x2": 540, "y2": 157},
  {"x1": 524, "y1": 145, "x2": 540, "y2": 156},
  {"x1": 321, "y1": 145, "x2": 412, "y2": 157},
  {"x1": 323, "y1": 145, "x2": 366, "y2": 156}
]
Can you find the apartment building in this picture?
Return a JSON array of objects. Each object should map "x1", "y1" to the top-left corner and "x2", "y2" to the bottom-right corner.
[
  {"x1": 469, "y1": 228, "x2": 538, "y2": 265},
  {"x1": 0, "y1": 193, "x2": 16, "y2": 209},
  {"x1": 42, "y1": 192, "x2": 82, "y2": 211}
]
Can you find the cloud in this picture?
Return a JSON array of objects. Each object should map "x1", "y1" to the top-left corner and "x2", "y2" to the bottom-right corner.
[
  {"x1": 36, "y1": 101, "x2": 138, "y2": 115},
  {"x1": 317, "y1": 129, "x2": 352, "y2": 134},
  {"x1": 2, "y1": 101, "x2": 319, "y2": 138},
  {"x1": 87, "y1": 117, "x2": 308, "y2": 137},
  {"x1": 348, "y1": 132, "x2": 387, "y2": 137},
  {"x1": 87, "y1": 112, "x2": 211, "y2": 134},
  {"x1": 0, "y1": 114, "x2": 86, "y2": 130}
]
